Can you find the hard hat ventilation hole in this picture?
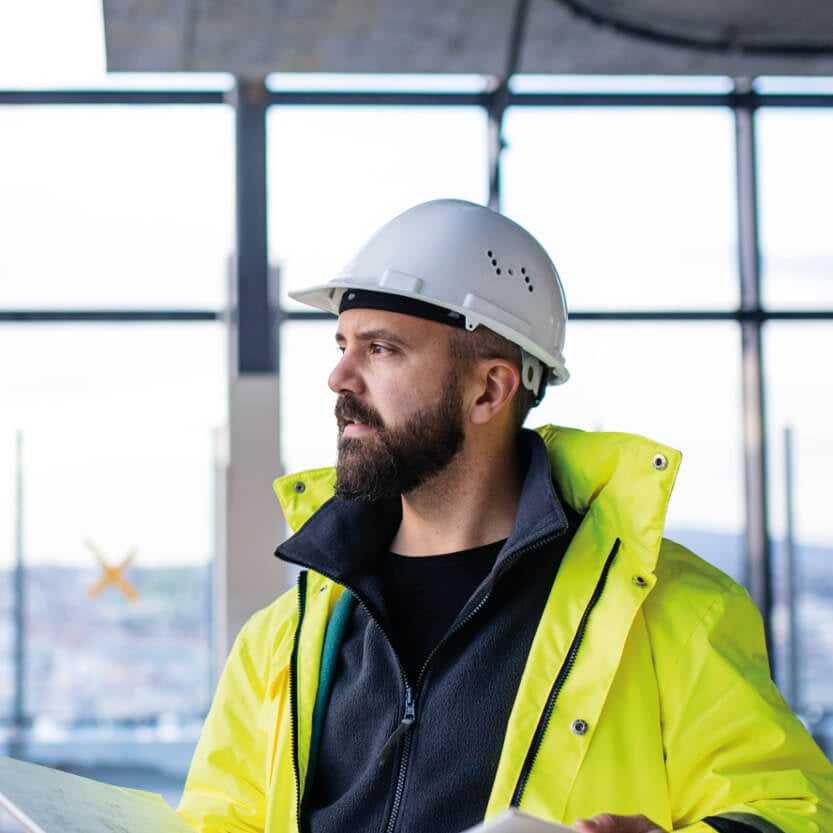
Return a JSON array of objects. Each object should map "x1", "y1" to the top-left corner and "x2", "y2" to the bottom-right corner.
[
  {"x1": 486, "y1": 251, "x2": 534, "y2": 291},
  {"x1": 485, "y1": 249, "x2": 506, "y2": 279}
]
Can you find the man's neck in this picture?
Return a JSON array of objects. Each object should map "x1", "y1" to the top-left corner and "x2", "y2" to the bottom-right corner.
[{"x1": 390, "y1": 440, "x2": 524, "y2": 556}]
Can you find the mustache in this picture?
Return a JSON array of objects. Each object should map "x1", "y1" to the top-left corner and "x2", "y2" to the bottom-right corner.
[{"x1": 334, "y1": 394, "x2": 385, "y2": 431}]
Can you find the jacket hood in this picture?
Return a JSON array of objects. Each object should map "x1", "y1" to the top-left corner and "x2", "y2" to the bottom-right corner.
[{"x1": 273, "y1": 425, "x2": 681, "y2": 575}]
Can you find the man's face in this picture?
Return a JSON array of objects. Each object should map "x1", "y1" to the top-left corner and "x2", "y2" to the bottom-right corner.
[{"x1": 329, "y1": 308, "x2": 466, "y2": 501}]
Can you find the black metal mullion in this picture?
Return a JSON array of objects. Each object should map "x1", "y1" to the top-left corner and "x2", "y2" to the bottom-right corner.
[
  {"x1": 733, "y1": 78, "x2": 774, "y2": 661},
  {"x1": 3, "y1": 88, "x2": 833, "y2": 111},
  {"x1": 0, "y1": 89, "x2": 226, "y2": 105},
  {"x1": 0, "y1": 311, "x2": 220, "y2": 322},
  {"x1": 2, "y1": 308, "x2": 832, "y2": 325},
  {"x1": 230, "y1": 77, "x2": 274, "y2": 374},
  {"x1": 485, "y1": 0, "x2": 532, "y2": 211}
]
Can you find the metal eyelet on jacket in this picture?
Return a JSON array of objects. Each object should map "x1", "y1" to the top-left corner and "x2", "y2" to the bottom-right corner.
[
  {"x1": 570, "y1": 719, "x2": 588, "y2": 735},
  {"x1": 632, "y1": 575, "x2": 649, "y2": 588},
  {"x1": 652, "y1": 454, "x2": 668, "y2": 471},
  {"x1": 293, "y1": 481, "x2": 306, "y2": 493}
]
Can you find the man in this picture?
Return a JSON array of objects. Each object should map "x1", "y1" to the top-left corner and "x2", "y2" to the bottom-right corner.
[{"x1": 178, "y1": 199, "x2": 833, "y2": 833}]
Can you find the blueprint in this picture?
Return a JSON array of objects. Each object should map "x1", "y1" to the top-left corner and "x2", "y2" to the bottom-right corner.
[{"x1": 0, "y1": 756, "x2": 194, "y2": 833}]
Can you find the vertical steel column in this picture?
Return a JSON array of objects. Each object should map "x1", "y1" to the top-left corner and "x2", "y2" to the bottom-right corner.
[
  {"x1": 230, "y1": 77, "x2": 276, "y2": 374},
  {"x1": 783, "y1": 426, "x2": 800, "y2": 707},
  {"x1": 11, "y1": 432, "x2": 25, "y2": 758},
  {"x1": 733, "y1": 79, "x2": 774, "y2": 661},
  {"x1": 215, "y1": 79, "x2": 286, "y2": 663},
  {"x1": 487, "y1": 0, "x2": 531, "y2": 211},
  {"x1": 486, "y1": 82, "x2": 507, "y2": 212}
]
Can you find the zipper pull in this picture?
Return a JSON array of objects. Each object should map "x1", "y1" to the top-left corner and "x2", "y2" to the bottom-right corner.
[{"x1": 377, "y1": 686, "x2": 416, "y2": 767}]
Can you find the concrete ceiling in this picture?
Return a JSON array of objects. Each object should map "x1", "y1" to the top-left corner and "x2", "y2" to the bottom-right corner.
[{"x1": 103, "y1": 0, "x2": 833, "y2": 78}]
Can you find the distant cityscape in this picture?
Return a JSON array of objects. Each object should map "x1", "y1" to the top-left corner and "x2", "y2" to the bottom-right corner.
[
  {"x1": 0, "y1": 561, "x2": 213, "y2": 803},
  {"x1": 0, "y1": 528, "x2": 831, "y2": 790},
  {"x1": 0, "y1": 563, "x2": 212, "y2": 726}
]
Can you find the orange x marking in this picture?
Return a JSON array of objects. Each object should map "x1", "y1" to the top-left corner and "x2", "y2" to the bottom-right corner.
[{"x1": 86, "y1": 540, "x2": 140, "y2": 602}]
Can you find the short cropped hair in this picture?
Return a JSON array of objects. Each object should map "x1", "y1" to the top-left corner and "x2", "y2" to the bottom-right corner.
[{"x1": 447, "y1": 326, "x2": 538, "y2": 430}]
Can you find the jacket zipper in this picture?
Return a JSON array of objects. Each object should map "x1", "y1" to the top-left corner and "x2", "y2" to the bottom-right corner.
[
  {"x1": 510, "y1": 538, "x2": 621, "y2": 808},
  {"x1": 289, "y1": 570, "x2": 308, "y2": 828}
]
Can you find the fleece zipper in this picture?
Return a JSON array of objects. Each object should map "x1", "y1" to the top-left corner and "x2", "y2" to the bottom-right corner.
[
  {"x1": 510, "y1": 538, "x2": 621, "y2": 807},
  {"x1": 289, "y1": 570, "x2": 309, "y2": 827},
  {"x1": 380, "y1": 528, "x2": 568, "y2": 833}
]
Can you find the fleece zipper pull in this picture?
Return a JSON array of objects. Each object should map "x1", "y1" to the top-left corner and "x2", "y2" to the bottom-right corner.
[{"x1": 377, "y1": 686, "x2": 416, "y2": 767}]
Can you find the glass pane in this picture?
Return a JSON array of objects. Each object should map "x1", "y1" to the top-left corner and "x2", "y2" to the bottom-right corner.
[
  {"x1": 755, "y1": 77, "x2": 833, "y2": 94},
  {"x1": 510, "y1": 75, "x2": 733, "y2": 93},
  {"x1": 503, "y1": 108, "x2": 738, "y2": 311},
  {"x1": 758, "y1": 109, "x2": 833, "y2": 309},
  {"x1": 0, "y1": 324, "x2": 226, "y2": 778},
  {"x1": 764, "y1": 323, "x2": 833, "y2": 724},
  {"x1": 267, "y1": 73, "x2": 488, "y2": 92},
  {"x1": 280, "y1": 321, "x2": 339, "y2": 476},
  {"x1": 0, "y1": 107, "x2": 234, "y2": 308},
  {"x1": 532, "y1": 321, "x2": 744, "y2": 580},
  {"x1": 267, "y1": 106, "x2": 488, "y2": 309}
]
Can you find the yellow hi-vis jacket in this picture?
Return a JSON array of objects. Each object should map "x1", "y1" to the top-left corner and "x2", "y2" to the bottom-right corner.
[{"x1": 178, "y1": 426, "x2": 833, "y2": 833}]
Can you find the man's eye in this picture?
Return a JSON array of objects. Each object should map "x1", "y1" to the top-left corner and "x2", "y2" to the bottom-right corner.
[{"x1": 370, "y1": 343, "x2": 391, "y2": 355}]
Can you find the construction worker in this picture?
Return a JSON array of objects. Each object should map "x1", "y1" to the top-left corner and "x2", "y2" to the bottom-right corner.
[{"x1": 178, "y1": 199, "x2": 833, "y2": 833}]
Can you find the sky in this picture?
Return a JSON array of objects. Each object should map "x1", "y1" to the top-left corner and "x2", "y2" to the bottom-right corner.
[{"x1": 0, "y1": 2, "x2": 832, "y2": 570}]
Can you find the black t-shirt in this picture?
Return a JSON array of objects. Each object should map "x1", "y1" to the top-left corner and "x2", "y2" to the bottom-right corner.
[{"x1": 379, "y1": 540, "x2": 505, "y2": 683}]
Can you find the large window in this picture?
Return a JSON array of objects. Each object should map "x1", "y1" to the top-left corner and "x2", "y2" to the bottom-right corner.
[
  {"x1": 0, "y1": 94, "x2": 232, "y2": 794},
  {"x1": 3, "y1": 74, "x2": 833, "y2": 792}
]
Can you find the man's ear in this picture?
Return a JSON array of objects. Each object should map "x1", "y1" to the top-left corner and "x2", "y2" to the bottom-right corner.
[{"x1": 469, "y1": 360, "x2": 521, "y2": 425}]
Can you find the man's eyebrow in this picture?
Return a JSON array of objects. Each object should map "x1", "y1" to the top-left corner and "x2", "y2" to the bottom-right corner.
[{"x1": 334, "y1": 328, "x2": 411, "y2": 347}]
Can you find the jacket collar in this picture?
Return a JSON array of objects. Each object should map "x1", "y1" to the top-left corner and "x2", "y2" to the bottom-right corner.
[
  {"x1": 536, "y1": 425, "x2": 681, "y2": 573},
  {"x1": 273, "y1": 424, "x2": 682, "y2": 579}
]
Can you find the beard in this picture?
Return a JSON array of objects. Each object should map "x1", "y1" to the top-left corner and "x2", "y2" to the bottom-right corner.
[{"x1": 333, "y1": 377, "x2": 465, "y2": 502}]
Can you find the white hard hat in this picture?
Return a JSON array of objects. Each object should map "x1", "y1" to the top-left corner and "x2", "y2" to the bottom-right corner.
[{"x1": 290, "y1": 199, "x2": 569, "y2": 392}]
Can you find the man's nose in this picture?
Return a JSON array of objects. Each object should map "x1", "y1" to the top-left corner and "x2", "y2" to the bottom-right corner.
[{"x1": 328, "y1": 351, "x2": 364, "y2": 395}]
